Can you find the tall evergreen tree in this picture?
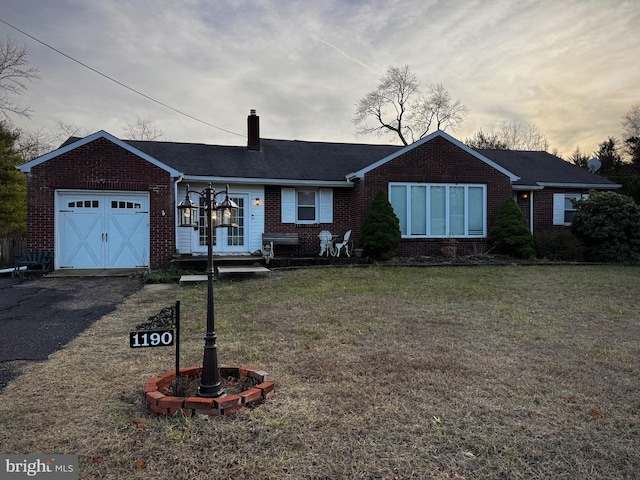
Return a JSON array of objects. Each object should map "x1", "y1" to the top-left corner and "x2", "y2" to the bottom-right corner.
[
  {"x1": 596, "y1": 137, "x2": 622, "y2": 174},
  {"x1": 624, "y1": 136, "x2": 640, "y2": 168},
  {"x1": 0, "y1": 122, "x2": 26, "y2": 235}
]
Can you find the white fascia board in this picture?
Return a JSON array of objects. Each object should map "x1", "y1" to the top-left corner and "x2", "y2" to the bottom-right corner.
[
  {"x1": 181, "y1": 175, "x2": 354, "y2": 188},
  {"x1": 512, "y1": 185, "x2": 544, "y2": 191},
  {"x1": 536, "y1": 182, "x2": 622, "y2": 189},
  {"x1": 17, "y1": 130, "x2": 182, "y2": 177},
  {"x1": 348, "y1": 130, "x2": 520, "y2": 182}
]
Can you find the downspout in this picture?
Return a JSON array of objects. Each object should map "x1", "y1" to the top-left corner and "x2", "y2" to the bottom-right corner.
[
  {"x1": 175, "y1": 175, "x2": 185, "y2": 254},
  {"x1": 529, "y1": 190, "x2": 534, "y2": 234}
]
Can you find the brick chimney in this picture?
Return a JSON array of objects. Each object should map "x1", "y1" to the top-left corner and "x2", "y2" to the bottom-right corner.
[{"x1": 247, "y1": 109, "x2": 260, "y2": 151}]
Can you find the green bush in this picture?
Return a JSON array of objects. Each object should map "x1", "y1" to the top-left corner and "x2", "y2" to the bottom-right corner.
[
  {"x1": 571, "y1": 191, "x2": 640, "y2": 263},
  {"x1": 534, "y1": 230, "x2": 584, "y2": 261},
  {"x1": 488, "y1": 199, "x2": 536, "y2": 258},
  {"x1": 359, "y1": 190, "x2": 401, "y2": 260}
]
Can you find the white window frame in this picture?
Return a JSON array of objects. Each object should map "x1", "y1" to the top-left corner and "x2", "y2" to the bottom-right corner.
[
  {"x1": 281, "y1": 187, "x2": 333, "y2": 224},
  {"x1": 553, "y1": 193, "x2": 588, "y2": 226},
  {"x1": 389, "y1": 183, "x2": 487, "y2": 238},
  {"x1": 296, "y1": 189, "x2": 317, "y2": 223}
]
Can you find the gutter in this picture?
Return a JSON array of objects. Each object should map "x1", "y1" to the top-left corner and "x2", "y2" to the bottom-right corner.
[
  {"x1": 535, "y1": 182, "x2": 622, "y2": 189},
  {"x1": 512, "y1": 185, "x2": 544, "y2": 191},
  {"x1": 181, "y1": 175, "x2": 354, "y2": 188},
  {"x1": 513, "y1": 182, "x2": 621, "y2": 190}
]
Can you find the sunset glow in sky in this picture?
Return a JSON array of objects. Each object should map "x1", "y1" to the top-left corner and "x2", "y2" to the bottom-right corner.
[{"x1": 2, "y1": 0, "x2": 639, "y2": 157}]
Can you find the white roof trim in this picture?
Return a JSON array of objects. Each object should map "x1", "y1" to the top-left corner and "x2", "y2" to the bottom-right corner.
[
  {"x1": 512, "y1": 185, "x2": 545, "y2": 191},
  {"x1": 181, "y1": 175, "x2": 353, "y2": 188},
  {"x1": 17, "y1": 130, "x2": 182, "y2": 177},
  {"x1": 347, "y1": 130, "x2": 520, "y2": 182},
  {"x1": 536, "y1": 182, "x2": 621, "y2": 189}
]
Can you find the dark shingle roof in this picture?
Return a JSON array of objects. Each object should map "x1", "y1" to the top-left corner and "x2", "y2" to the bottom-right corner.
[
  {"x1": 477, "y1": 149, "x2": 617, "y2": 187},
  {"x1": 125, "y1": 138, "x2": 402, "y2": 182},
  {"x1": 62, "y1": 133, "x2": 616, "y2": 187}
]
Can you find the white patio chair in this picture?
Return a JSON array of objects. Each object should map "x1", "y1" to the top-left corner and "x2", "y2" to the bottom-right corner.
[
  {"x1": 334, "y1": 230, "x2": 352, "y2": 257},
  {"x1": 318, "y1": 230, "x2": 334, "y2": 256}
]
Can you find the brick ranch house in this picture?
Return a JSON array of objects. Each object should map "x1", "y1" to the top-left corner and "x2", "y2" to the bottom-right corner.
[{"x1": 17, "y1": 110, "x2": 619, "y2": 271}]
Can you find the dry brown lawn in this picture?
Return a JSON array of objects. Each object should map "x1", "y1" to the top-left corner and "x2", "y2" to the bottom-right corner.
[{"x1": 1, "y1": 265, "x2": 639, "y2": 479}]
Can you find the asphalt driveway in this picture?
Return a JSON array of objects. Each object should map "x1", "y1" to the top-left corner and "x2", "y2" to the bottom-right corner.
[{"x1": 0, "y1": 275, "x2": 143, "y2": 392}]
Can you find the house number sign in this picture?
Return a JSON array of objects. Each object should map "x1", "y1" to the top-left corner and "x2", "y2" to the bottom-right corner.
[
  {"x1": 129, "y1": 330, "x2": 174, "y2": 348},
  {"x1": 129, "y1": 301, "x2": 182, "y2": 381}
]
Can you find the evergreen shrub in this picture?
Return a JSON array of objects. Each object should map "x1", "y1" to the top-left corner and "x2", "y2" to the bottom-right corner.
[
  {"x1": 571, "y1": 191, "x2": 640, "y2": 263},
  {"x1": 487, "y1": 199, "x2": 536, "y2": 258},
  {"x1": 359, "y1": 190, "x2": 401, "y2": 260}
]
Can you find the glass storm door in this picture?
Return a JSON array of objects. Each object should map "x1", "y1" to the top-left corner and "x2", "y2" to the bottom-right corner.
[{"x1": 195, "y1": 194, "x2": 247, "y2": 254}]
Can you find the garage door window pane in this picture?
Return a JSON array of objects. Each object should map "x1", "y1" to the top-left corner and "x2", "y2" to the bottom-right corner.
[{"x1": 70, "y1": 200, "x2": 99, "y2": 208}]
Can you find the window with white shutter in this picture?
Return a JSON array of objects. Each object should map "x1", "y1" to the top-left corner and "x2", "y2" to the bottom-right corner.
[{"x1": 280, "y1": 187, "x2": 333, "y2": 224}]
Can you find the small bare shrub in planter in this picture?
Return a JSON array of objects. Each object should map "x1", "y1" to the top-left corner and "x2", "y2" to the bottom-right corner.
[
  {"x1": 171, "y1": 373, "x2": 258, "y2": 398},
  {"x1": 440, "y1": 237, "x2": 458, "y2": 257}
]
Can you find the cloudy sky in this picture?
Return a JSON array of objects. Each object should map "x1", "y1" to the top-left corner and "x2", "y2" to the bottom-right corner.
[{"x1": 1, "y1": 0, "x2": 639, "y2": 157}]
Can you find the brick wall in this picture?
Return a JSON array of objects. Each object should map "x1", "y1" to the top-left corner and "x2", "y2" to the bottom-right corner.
[
  {"x1": 358, "y1": 136, "x2": 513, "y2": 256},
  {"x1": 263, "y1": 138, "x2": 515, "y2": 257},
  {"x1": 532, "y1": 187, "x2": 591, "y2": 235},
  {"x1": 263, "y1": 186, "x2": 354, "y2": 255},
  {"x1": 26, "y1": 138, "x2": 175, "y2": 269}
]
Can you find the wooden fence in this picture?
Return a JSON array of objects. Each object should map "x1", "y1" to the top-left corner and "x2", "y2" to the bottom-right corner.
[{"x1": 0, "y1": 235, "x2": 27, "y2": 268}]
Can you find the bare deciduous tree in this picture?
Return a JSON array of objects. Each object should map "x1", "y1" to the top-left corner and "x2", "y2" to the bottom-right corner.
[
  {"x1": 123, "y1": 115, "x2": 164, "y2": 141},
  {"x1": 497, "y1": 121, "x2": 550, "y2": 151},
  {"x1": 353, "y1": 65, "x2": 469, "y2": 145},
  {"x1": 622, "y1": 103, "x2": 640, "y2": 139},
  {"x1": 621, "y1": 103, "x2": 640, "y2": 163},
  {"x1": 14, "y1": 126, "x2": 53, "y2": 161},
  {"x1": 466, "y1": 121, "x2": 551, "y2": 151},
  {"x1": 0, "y1": 37, "x2": 40, "y2": 119},
  {"x1": 54, "y1": 121, "x2": 88, "y2": 141},
  {"x1": 465, "y1": 128, "x2": 508, "y2": 149},
  {"x1": 15, "y1": 121, "x2": 92, "y2": 161}
]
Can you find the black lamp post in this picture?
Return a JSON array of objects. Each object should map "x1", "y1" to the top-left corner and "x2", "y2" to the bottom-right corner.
[{"x1": 177, "y1": 183, "x2": 238, "y2": 398}]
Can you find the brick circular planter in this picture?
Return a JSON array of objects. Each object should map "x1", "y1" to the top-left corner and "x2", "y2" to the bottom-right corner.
[{"x1": 144, "y1": 365, "x2": 275, "y2": 417}]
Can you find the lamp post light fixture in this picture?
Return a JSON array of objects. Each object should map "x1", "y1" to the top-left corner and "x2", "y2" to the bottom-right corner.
[{"x1": 177, "y1": 183, "x2": 238, "y2": 398}]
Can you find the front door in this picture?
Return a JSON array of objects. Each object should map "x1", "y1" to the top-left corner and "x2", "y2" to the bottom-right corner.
[{"x1": 194, "y1": 194, "x2": 248, "y2": 254}]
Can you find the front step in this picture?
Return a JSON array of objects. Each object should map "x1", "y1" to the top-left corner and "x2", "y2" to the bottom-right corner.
[
  {"x1": 179, "y1": 274, "x2": 208, "y2": 285},
  {"x1": 171, "y1": 255, "x2": 266, "y2": 271},
  {"x1": 178, "y1": 264, "x2": 271, "y2": 285},
  {"x1": 216, "y1": 265, "x2": 271, "y2": 278}
]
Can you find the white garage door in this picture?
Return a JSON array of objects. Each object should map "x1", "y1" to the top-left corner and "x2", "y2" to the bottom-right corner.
[{"x1": 56, "y1": 191, "x2": 149, "y2": 269}]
